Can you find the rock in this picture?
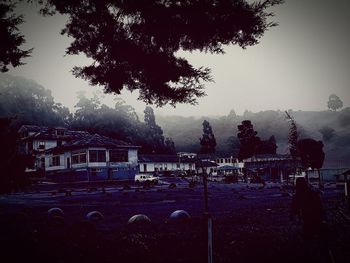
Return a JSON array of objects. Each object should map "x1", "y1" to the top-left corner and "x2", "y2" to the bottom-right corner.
[
  {"x1": 128, "y1": 214, "x2": 151, "y2": 225},
  {"x1": 48, "y1": 207, "x2": 64, "y2": 217},
  {"x1": 169, "y1": 210, "x2": 191, "y2": 222},
  {"x1": 86, "y1": 211, "x2": 104, "y2": 223}
]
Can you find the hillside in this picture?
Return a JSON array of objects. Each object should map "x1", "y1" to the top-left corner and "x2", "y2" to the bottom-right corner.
[
  {"x1": 1, "y1": 74, "x2": 349, "y2": 168},
  {"x1": 157, "y1": 109, "x2": 350, "y2": 168}
]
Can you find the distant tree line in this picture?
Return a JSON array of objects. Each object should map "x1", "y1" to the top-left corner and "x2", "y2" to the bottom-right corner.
[
  {"x1": 0, "y1": 74, "x2": 177, "y2": 192},
  {"x1": 237, "y1": 120, "x2": 277, "y2": 161},
  {"x1": 0, "y1": 74, "x2": 176, "y2": 154},
  {"x1": 1, "y1": 74, "x2": 349, "y2": 192}
]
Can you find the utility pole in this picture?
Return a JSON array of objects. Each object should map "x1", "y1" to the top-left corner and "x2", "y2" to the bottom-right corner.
[
  {"x1": 201, "y1": 162, "x2": 213, "y2": 263},
  {"x1": 345, "y1": 172, "x2": 350, "y2": 211}
]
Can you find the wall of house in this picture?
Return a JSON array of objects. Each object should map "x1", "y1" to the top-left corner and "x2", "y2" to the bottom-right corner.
[
  {"x1": 45, "y1": 154, "x2": 65, "y2": 171},
  {"x1": 128, "y1": 149, "x2": 138, "y2": 167},
  {"x1": 138, "y1": 162, "x2": 196, "y2": 173},
  {"x1": 139, "y1": 163, "x2": 155, "y2": 173},
  {"x1": 44, "y1": 147, "x2": 138, "y2": 181},
  {"x1": 181, "y1": 163, "x2": 196, "y2": 171},
  {"x1": 109, "y1": 165, "x2": 137, "y2": 180},
  {"x1": 33, "y1": 139, "x2": 57, "y2": 151}
]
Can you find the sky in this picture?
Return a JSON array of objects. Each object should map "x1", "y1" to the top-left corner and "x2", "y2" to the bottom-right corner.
[{"x1": 9, "y1": 0, "x2": 350, "y2": 117}]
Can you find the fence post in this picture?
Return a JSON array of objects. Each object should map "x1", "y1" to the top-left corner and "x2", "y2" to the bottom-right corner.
[
  {"x1": 345, "y1": 174, "x2": 350, "y2": 211},
  {"x1": 202, "y1": 165, "x2": 213, "y2": 263}
]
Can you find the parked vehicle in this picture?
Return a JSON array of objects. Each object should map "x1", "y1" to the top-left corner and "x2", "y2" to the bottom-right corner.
[{"x1": 135, "y1": 174, "x2": 159, "y2": 183}]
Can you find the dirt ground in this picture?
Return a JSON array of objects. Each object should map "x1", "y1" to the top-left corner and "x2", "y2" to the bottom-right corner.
[{"x1": 0, "y1": 180, "x2": 349, "y2": 263}]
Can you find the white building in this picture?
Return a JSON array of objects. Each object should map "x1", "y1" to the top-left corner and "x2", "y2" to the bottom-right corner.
[
  {"x1": 138, "y1": 154, "x2": 196, "y2": 174},
  {"x1": 18, "y1": 125, "x2": 139, "y2": 181}
]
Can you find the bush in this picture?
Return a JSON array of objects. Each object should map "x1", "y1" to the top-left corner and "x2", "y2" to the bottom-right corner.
[
  {"x1": 168, "y1": 183, "x2": 176, "y2": 189},
  {"x1": 224, "y1": 176, "x2": 238, "y2": 184}
]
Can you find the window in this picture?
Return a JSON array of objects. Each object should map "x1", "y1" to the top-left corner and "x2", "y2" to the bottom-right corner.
[
  {"x1": 89, "y1": 150, "x2": 106, "y2": 162},
  {"x1": 50, "y1": 155, "x2": 60, "y2": 166},
  {"x1": 38, "y1": 141, "x2": 45, "y2": 150},
  {"x1": 56, "y1": 130, "x2": 65, "y2": 136},
  {"x1": 72, "y1": 151, "x2": 87, "y2": 164},
  {"x1": 57, "y1": 140, "x2": 62, "y2": 147},
  {"x1": 109, "y1": 149, "x2": 128, "y2": 162}
]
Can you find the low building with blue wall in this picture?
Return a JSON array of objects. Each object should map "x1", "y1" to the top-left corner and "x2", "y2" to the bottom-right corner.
[{"x1": 43, "y1": 133, "x2": 139, "y2": 182}]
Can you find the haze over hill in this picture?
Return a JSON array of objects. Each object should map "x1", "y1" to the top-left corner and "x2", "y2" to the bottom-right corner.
[
  {"x1": 1, "y1": 74, "x2": 349, "y2": 168},
  {"x1": 157, "y1": 109, "x2": 350, "y2": 168}
]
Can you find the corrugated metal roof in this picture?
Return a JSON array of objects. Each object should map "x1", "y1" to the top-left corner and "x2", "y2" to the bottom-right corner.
[
  {"x1": 19, "y1": 125, "x2": 90, "y2": 141},
  {"x1": 195, "y1": 160, "x2": 218, "y2": 167},
  {"x1": 138, "y1": 154, "x2": 195, "y2": 163},
  {"x1": 46, "y1": 133, "x2": 139, "y2": 154}
]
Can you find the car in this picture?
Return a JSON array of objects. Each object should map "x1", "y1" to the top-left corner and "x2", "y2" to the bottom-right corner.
[{"x1": 134, "y1": 174, "x2": 159, "y2": 184}]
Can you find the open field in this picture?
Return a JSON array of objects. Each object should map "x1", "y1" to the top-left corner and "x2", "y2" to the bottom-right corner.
[{"x1": 0, "y1": 179, "x2": 349, "y2": 263}]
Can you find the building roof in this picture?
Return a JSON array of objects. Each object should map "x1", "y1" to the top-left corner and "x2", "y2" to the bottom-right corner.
[
  {"x1": 46, "y1": 133, "x2": 139, "y2": 154},
  {"x1": 217, "y1": 165, "x2": 240, "y2": 171},
  {"x1": 19, "y1": 125, "x2": 90, "y2": 141},
  {"x1": 243, "y1": 154, "x2": 293, "y2": 162},
  {"x1": 138, "y1": 154, "x2": 195, "y2": 163},
  {"x1": 195, "y1": 160, "x2": 218, "y2": 168},
  {"x1": 18, "y1": 125, "x2": 42, "y2": 133}
]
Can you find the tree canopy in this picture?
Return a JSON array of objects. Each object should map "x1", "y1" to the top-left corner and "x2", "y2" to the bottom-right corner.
[
  {"x1": 0, "y1": 1, "x2": 32, "y2": 72},
  {"x1": 31, "y1": 0, "x2": 282, "y2": 106},
  {"x1": 327, "y1": 94, "x2": 343, "y2": 111},
  {"x1": 0, "y1": 74, "x2": 71, "y2": 127},
  {"x1": 0, "y1": 117, "x2": 32, "y2": 193},
  {"x1": 143, "y1": 106, "x2": 166, "y2": 153},
  {"x1": 237, "y1": 120, "x2": 260, "y2": 160},
  {"x1": 200, "y1": 120, "x2": 216, "y2": 154},
  {"x1": 297, "y1": 138, "x2": 325, "y2": 170},
  {"x1": 237, "y1": 119, "x2": 277, "y2": 160},
  {"x1": 285, "y1": 111, "x2": 298, "y2": 159}
]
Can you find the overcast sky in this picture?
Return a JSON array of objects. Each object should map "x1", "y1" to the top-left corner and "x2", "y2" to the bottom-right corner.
[{"x1": 10, "y1": 0, "x2": 350, "y2": 117}]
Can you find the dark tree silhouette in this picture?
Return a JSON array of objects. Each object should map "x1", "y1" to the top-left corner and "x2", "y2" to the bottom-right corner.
[
  {"x1": 297, "y1": 139, "x2": 325, "y2": 171},
  {"x1": 0, "y1": 74, "x2": 71, "y2": 127},
  {"x1": 0, "y1": 117, "x2": 32, "y2": 193},
  {"x1": 143, "y1": 106, "x2": 165, "y2": 153},
  {"x1": 256, "y1": 135, "x2": 277, "y2": 154},
  {"x1": 297, "y1": 138, "x2": 325, "y2": 187},
  {"x1": 164, "y1": 137, "x2": 176, "y2": 154},
  {"x1": 200, "y1": 120, "x2": 216, "y2": 154},
  {"x1": 237, "y1": 120, "x2": 260, "y2": 161},
  {"x1": 0, "y1": 2, "x2": 32, "y2": 72},
  {"x1": 227, "y1": 135, "x2": 240, "y2": 156},
  {"x1": 34, "y1": 0, "x2": 282, "y2": 106},
  {"x1": 338, "y1": 107, "x2": 350, "y2": 127},
  {"x1": 318, "y1": 126, "x2": 335, "y2": 142},
  {"x1": 285, "y1": 111, "x2": 298, "y2": 159},
  {"x1": 71, "y1": 91, "x2": 147, "y2": 144},
  {"x1": 327, "y1": 94, "x2": 343, "y2": 111}
]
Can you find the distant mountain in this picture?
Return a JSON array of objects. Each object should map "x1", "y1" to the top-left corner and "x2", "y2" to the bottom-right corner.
[{"x1": 157, "y1": 109, "x2": 350, "y2": 168}]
